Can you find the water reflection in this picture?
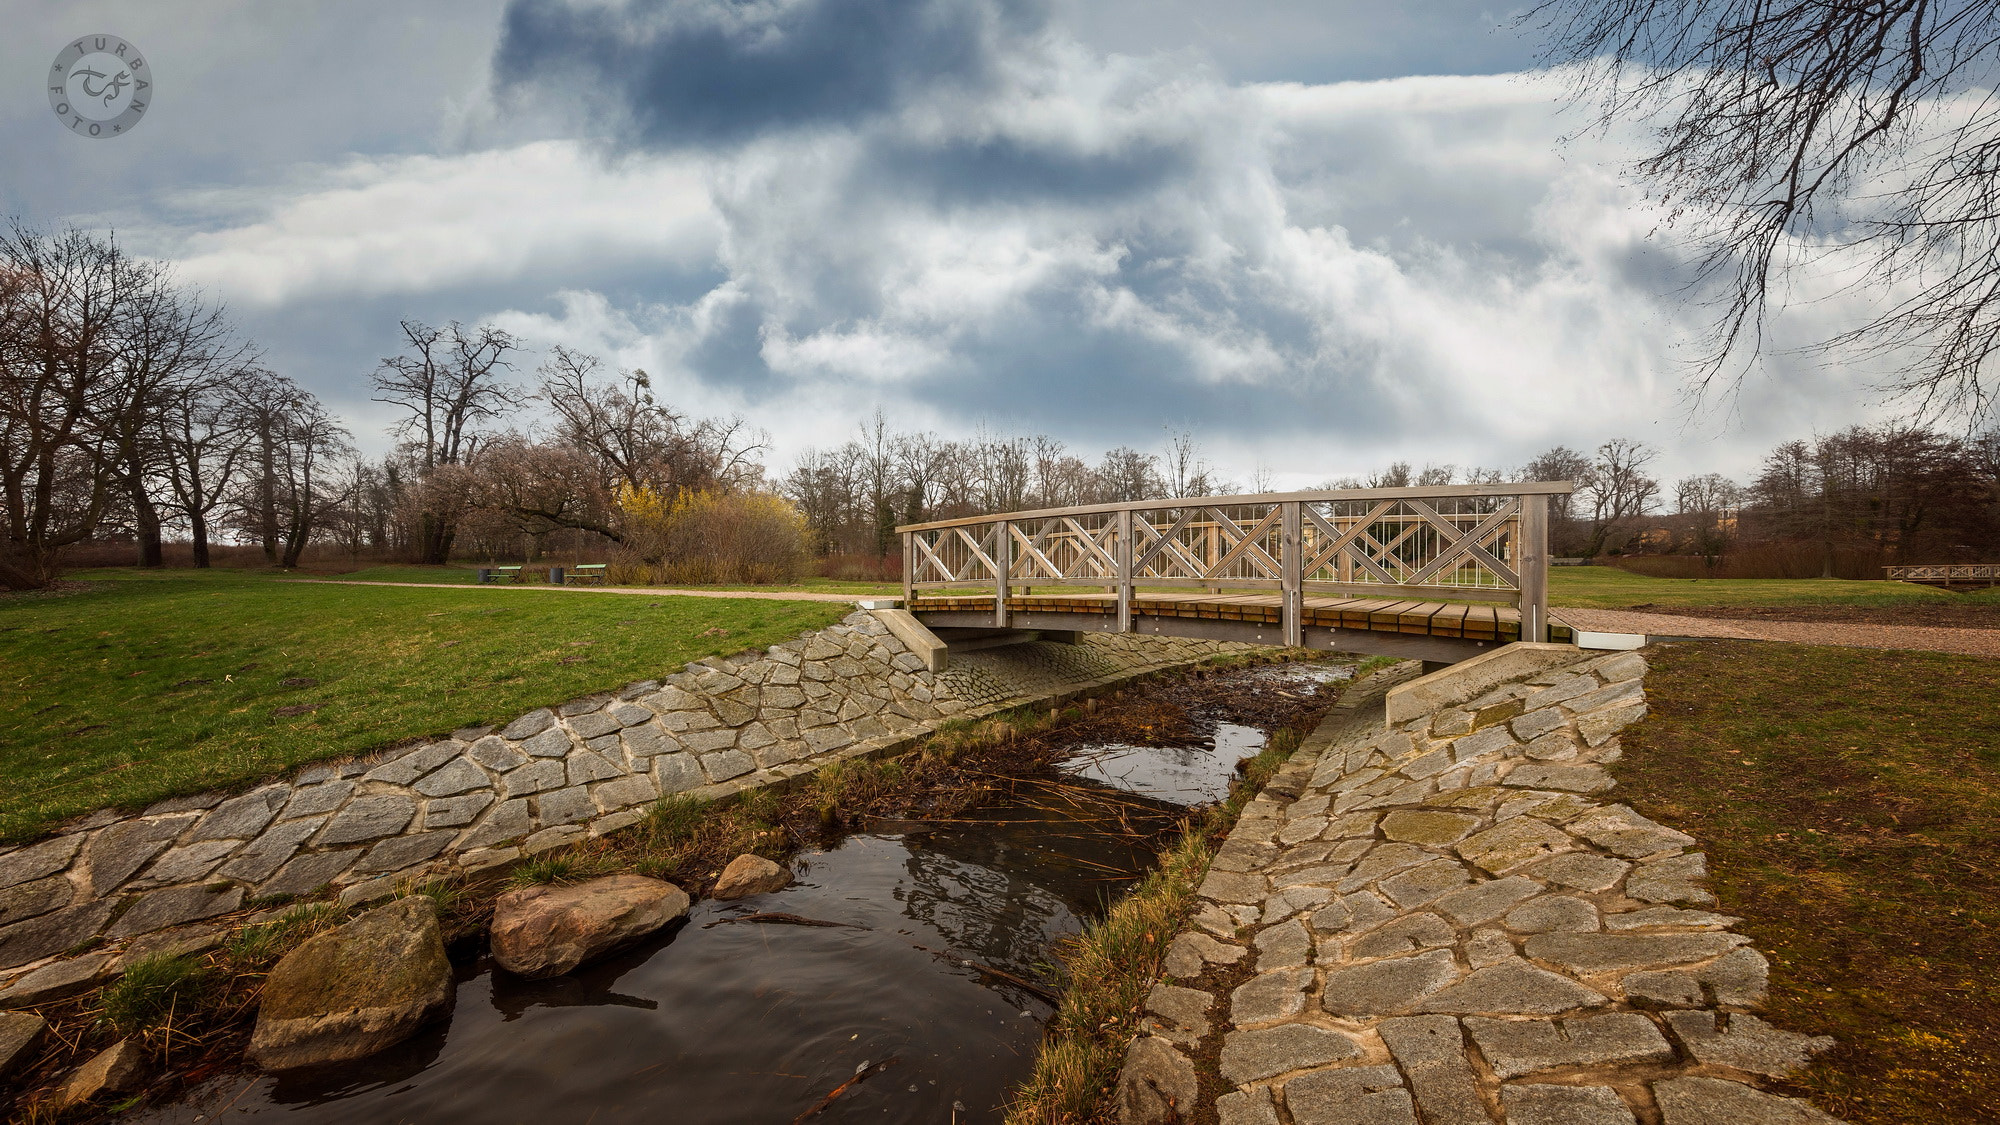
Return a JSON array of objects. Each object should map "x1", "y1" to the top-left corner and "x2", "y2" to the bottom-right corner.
[
  {"x1": 134, "y1": 663, "x2": 1338, "y2": 1124},
  {"x1": 136, "y1": 827, "x2": 1138, "y2": 1125}
]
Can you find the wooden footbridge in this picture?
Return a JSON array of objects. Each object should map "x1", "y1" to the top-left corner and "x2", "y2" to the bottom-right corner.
[
  {"x1": 1886, "y1": 564, "x2": 2000, "y2": 591},
  {"x1": 899, "y1": 483, "x2": 1576, "y2": 665}
]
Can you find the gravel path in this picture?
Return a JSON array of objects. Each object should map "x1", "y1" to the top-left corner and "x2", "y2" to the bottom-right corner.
[
  {"x1": 280, "y1": 579, "x2": 875, "y2": 604},
  {"x1": 1558, "y1": 607, "x2": 2000, "y2": 659}
]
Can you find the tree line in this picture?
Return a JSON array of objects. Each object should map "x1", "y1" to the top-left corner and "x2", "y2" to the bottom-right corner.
[
  {"x1": 0, "y1": 226, "x2": 766, "y2": 590},
  {"x1": 6, "y1": 225, "x2": 1995, "y2": 590}
]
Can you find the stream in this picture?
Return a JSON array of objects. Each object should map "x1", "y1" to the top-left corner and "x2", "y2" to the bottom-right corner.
[{"x1": 136, "y1": 661, "x2": 1349, "y2": 1125}]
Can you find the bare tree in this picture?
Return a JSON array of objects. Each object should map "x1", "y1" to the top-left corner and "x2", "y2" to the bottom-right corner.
[
  {"x1": 1521, "y1": 445, "x2": 1597, "y2": 555},
  {"x1": 1536, "y1": 0, "x2": 2000, "y2": 419},
  {"x1": 1674, "y1": 472, "x2": 1742, "y2": 567},
  {"x1": 269, "y1": 391, "x2": 352, "y2": 568},
  {"x1": 103, "y1": 260, "x2": 241, "y2": 567},
  {"x1": 0, "y1": 225, "x2": 128, "y2": 588},
  {"x1": 371, "y1": 320, "x2": 519, "y2": 563},
  {"x1": 1368, "y1": 461, "x2": 1414, "y2": 489},
  {"x1": 154, "y1": 370, "x2": 253, "y2": 567},
  {"x1": 1580, "y1": 439, "x2": 1661, "y2": 557},
  {"x1": 1096, "y1": 446, "x2": 1161, "y2": 502}
]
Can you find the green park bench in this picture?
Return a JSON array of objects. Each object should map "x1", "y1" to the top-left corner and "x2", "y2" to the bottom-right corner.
[
  {"x1": 476, "y1": 566, "x2": 523, "y2": 584},
  {"x1": 563, "y1": 563, "x2": 608, "y2": 586}
]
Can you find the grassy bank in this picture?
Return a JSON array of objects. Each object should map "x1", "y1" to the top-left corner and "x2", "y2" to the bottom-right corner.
[
  {"x1": 1006, "y1": 704, "x2": 1337, "y2": 1123},
  {"x1": 1612, "y1": 641, "x2": 2000, "y2": 1124},
  {"x1": 0, "y1": 570, "x2": 846, "y2": 841},
  {"x1": 1545, "y1": 566, "x2": 2000, "y2": 609}
]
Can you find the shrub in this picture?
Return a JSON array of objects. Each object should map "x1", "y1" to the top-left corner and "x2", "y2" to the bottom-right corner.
[{"x1": 615, "y1": 488, "x2": 809, "y2": 585}]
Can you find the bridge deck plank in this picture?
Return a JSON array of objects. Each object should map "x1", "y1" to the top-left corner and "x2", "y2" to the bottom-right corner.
[{"x1": 906, "y1": 591, "x2": 1561, "y2": 646}]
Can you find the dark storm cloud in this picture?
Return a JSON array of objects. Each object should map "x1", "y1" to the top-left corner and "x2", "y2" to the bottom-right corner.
[
  {"x1": 866, "y1": 133, "x2": 1194, "y2": 207},
  {"x1": 493, "y1": 0, "x2": 1050, "y2": 146}
]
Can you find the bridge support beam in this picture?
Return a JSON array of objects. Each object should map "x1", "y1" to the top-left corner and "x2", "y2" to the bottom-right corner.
[
  {"x1": 1115, "y1": 508, "x2": 1133, "y2": 634},
  {"x1": 1520, "y1": 494, "x2": 1550, "y2": 643},
  {"x1": 1281, "y1": 501, "x2": 1303, "y2": 647}
]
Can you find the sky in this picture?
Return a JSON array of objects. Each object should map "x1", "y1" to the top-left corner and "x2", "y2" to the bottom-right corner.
[{"x1": 2, "y1": 0, "x2": 1919, "y2": 491}]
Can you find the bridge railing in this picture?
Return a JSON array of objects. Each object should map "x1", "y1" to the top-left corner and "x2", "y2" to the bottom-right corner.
[
  {"x1": 1886, "y1": 563, "x2": 2000, "y2": 585},
  {"x1": 897, "y1": 482, "x2": 1576, "y2": 645}
]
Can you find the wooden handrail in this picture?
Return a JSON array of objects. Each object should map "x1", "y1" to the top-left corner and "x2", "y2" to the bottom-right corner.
[{"x1": 893, "y1": 481, "x2": 1575, "y2": 534}]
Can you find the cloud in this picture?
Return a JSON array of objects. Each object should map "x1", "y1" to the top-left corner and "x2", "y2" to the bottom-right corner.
[
  {"x1": 493, "y1": 0, "x2": 1051, "y2": 146},
  {"x1": 146, "y1": 141, "x2": 722, "y2": 306},
  {"x1": 112, "y1": 4, "x2": 1918, "y2": 489}
]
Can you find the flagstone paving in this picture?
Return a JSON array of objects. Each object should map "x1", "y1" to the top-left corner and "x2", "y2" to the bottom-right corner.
[{"x1": 1119, "y1": 649, "x2": 1844, "y2": 1125}]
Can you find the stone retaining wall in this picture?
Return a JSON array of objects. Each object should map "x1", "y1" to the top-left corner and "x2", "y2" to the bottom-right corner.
[
  {"x1": 1122, "y1": 646, "x2": 1846, "y2": 1125},
  {"x1": 0, "y1": 612, "x2": 1245, "y2": 981}
]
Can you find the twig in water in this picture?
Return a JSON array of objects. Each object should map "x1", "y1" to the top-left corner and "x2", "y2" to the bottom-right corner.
[
  {"x1": 703, "y1": 912, "x2": 868, "y2": 930},
  {"x1": 907, "y1": 941, "x2": 1063, "y2": 1004},
  {"x1": 793, "y1": 1056, "x2": 900, "y2": 1123}
]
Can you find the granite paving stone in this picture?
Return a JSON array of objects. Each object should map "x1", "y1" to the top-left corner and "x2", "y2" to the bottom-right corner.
[
  {"x1": 1377, "y1": 1015, "x2": 1490, "y2": 1125},
  {"x1": 1499, "y1": 1084, "x2": 1638, "y2": 1125},
  {"x1": 1220, "y1": 1024, "x2": 1364, "y2": 1083},
  {"x1": 1464, "y1": 1013, "x2": 1674, "y2": 1079},
  {"x1": 1231, "y1": 968, "x2": 1314, "y2": 1024},
  {"x1": 1283, "y1": 1064, "x2": 1419, "y2": 1125}
]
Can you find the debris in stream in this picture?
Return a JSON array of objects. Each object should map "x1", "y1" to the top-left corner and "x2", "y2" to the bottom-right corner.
[
  {"x1": 701, "y1": 912, "x2": 866, "y2": 930},
  {"x1": 792, "y1": 1056, "x2": 901, "y2": 1123},
  {"x1": 906, "y1": 942, "x2": 1063, "y2": 1005}
]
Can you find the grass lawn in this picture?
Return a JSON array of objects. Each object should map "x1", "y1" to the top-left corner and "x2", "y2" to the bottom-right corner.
[
  {"x1": 0, "y1": 570, "x2": 847, "y2": 842},
  {"x1": 1613, "y1": 641, "x2": 2000, "y2": 1124},
  {"x1": 1547, "y1": 567, "x2": 2000, "y2": 609},
  {"x1": 317, "y1": 564, "x2": 903, "y2": 596}
]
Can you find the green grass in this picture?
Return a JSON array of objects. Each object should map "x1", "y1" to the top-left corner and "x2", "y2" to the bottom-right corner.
[
  {"x1": 321, "y1": 566, "x2": 901, "y2": 596},
  {"x1": 1614, "y1": 641, "x2": 2000, "y2": 1125},
  {"x1": 1546, "y1": 567, "x2": 2000, "y2": 609},
  {"x1": 95, "y1": 953, "x2": 222, "y2": 1036},
  {"x1": 0, "y1": 570, "x2": 847, "y2": 841}
]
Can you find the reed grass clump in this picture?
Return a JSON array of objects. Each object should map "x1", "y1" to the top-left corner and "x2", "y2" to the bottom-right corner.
[
  {"x1": 508, "y1": 846, "x2": 618, "y2": 888},
  {"x1": 1007, "y1": 829, "x2": 1214, "y2": 1124},
  {"x1": 223, "y1": 901, "x2": 343, "y2": 967},
  {"x1": 96, "y1": 953, "x2": 223, "y2": 1037}
]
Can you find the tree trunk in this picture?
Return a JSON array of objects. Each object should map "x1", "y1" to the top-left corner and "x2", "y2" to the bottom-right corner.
[
  {"x1": 418, "y1": 513, "x2": 454, "y2": 565},
  {"x1": 130, "y1": 475, "x2": 164, "y2": 568},
  {"x1": 190, "y1": 509, "x2": 210, "y2": 568},
  {"x1": 258, "y1": 417, "x2": 279, "y2": 564}
]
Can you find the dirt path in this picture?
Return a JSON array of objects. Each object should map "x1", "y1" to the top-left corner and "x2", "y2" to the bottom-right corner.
[
  {"x1": 1558, "y1": 606, "x2": 2000, "y2": 659},
  {"x1": 279, "y1": 579, "x2": 876, "y2": 604}
]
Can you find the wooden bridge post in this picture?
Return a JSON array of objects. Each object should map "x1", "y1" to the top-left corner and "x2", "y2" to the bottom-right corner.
[
  {"x1": 1520, "y1": 493, "x2": 1550, "y2": 643},
  {"x1": 994, "y1": 519, "x2": 1011, "y2": 628},
  {"x1": 1116, "y1": 508, "x2": 1133, "y2": 633},
  {"x1": 1281, "y1": 501, "x2": 1303, "y2": 647},
  {"x1": 901, "y1": 531, "x2": 914, "y2": 607}
]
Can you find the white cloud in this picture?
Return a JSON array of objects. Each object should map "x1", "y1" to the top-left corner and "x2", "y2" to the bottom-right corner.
[{"x1": 146, "y1": 141, "x2": 722, "y2": 306}]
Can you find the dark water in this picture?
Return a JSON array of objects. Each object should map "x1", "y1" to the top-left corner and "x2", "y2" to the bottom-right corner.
[{"x1": 137, "y1": 662, "x2": 1346, "y2": 1125}]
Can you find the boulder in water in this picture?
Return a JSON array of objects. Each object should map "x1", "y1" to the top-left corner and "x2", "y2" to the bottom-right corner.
[
  {"x1": 711, "y1": 854, "x2": 791, "y2": 900},
  {"x1": 248, "y1": 896, "x2": 454, "y2": 1070},
  {"x1": 490, "y1": 875, "x2": 690, "y2": 978}
]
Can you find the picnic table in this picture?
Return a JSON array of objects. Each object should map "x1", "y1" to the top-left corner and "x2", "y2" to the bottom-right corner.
[{"x1": 563, "y1": 563, "x2": 608, "y2": 586}]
